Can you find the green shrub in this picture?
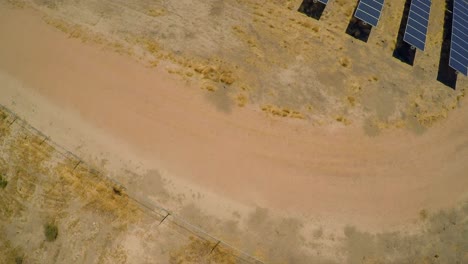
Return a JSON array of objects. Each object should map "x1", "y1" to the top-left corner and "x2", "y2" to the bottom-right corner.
[
  {"x1": 0, "y1": 175, "x2": 7, "y2": 189},
  {"x1": 15, "y1": 256, "x2": 23, "y2": 264},
  {"x1": 44, "y1": 223, "x2": 58, "y2": 242}
]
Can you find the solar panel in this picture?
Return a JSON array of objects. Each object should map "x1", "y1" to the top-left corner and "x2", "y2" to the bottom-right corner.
[
  {"x1": 354, "y1": 0, "x2": 385, "y2": 27},
  {"x1": 403, "y1": 0, "x2": 432, "y2": 51},
  {"x1": 316, "y1": 0, "x2": 329, "y2": 4},
  {"x1": 449, "y1": 0, "x2": 468, "y2": 76}
]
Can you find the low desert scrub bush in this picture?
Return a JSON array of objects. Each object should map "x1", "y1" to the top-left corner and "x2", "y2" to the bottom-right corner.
[
  {"x1": 0, "y1": 175, "x2": 7, "y2": 189},
  {"x1": 15, "y1": 256, "x2": 23, "y2": 264},
  {"x1": 44, "y1": 223, "x2": 58, "y2": 242}
]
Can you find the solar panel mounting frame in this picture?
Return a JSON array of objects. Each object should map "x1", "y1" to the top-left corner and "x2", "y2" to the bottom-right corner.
[{"x1": 315, "y1": 0, "x2": 329, "y2": 4}]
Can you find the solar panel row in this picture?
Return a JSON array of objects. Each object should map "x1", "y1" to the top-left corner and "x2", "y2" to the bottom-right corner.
[
  {"x1": 354, "y1": 0, "x2": 385, "y2": 27},
  {"x1": 449, "y1": 0, "x2": 468, "y2": 76},
  {"x1": 403, "y1": 0, "x2": 432, "y2": 51},
  {"x1": 300, "y1": 0, "x2": 468, "y2": 79}
]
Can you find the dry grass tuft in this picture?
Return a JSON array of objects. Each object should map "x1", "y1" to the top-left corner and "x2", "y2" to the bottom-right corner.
[
  {"x1": 6, "y1": 0, "x2": 26, "y2": 9},
  {"x1": 169, "y1": 237, "x2": 237, "y2": 264},
  {"x1": 146, "y1": 8, "x2": 166, "y2": 17},
  {"x1": 261, "y1": 105, "x2": 305, "y2": 119}
]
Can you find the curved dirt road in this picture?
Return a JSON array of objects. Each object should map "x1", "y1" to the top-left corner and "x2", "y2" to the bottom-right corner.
[{"x1": 0, "y1": 8, "x2": 467, "y2": 232}]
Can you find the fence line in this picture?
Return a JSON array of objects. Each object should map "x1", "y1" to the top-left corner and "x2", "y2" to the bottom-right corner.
[{"x1": 0, "y1": 104, "x2": 265, "y2": 264}]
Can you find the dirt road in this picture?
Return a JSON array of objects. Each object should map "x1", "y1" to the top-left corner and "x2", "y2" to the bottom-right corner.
[{"x1": 0, "y1": 7, "x2": 467, "y2": 234}]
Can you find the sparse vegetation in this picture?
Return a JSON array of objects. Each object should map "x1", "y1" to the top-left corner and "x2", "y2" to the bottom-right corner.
[
  {"x1": 169, "y1": 237, "x2": 237, "y2": 264},
  {"x1": 419, "y1": 209, "x2": 428, "y2": 221},
  {"x1": 236, "y1": 94, "x2": 248, "y2": 107},
  {"x1": 336, "y1": 116, "x2": 351, "y2": 125},
  {"x1": 347, "y1": 96, "x2": 356, "y2": 106},
  {"x1": 44, "y1": 223, "x2": 58, "y2": 242},
  {"x1": 1, "y1": 0, "x2": 467, "y2": 262}
]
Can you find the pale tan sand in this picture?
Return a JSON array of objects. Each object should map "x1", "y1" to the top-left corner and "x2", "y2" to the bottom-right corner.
[{"x1": 1, "y1": 6, "x2": 467, "y2": 236}]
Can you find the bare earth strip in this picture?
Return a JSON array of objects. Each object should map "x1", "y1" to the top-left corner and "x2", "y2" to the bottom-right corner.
[{"x1": 0, "y1": 3, "x2": 468, "y2": 264}]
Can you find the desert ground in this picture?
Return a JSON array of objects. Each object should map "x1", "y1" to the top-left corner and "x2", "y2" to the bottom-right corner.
[{"x1": 0, "y1": 0, "x2": 467, "y2": 263}]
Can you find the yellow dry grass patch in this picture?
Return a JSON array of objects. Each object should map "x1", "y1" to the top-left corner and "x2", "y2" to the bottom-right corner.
[
  {"x1": 169, "y1": 237, "x2": 237, "y2": 264},
  {"x1": 43, "y1": 17, "x2": 131, "y2": 56},
  {"x1": 6, "y1": 0, "x2": 26, "y2": 9},
  {"x1": 236, "y1": 94, "x2": 249, "y2": 107},
  {"x1": 261, "y1": 105, "x2": 305, "y2": 119},
  {"x1": 0, "y1": 108, "x2": 145, "y2": 261},
  {"x1": 146, "y1": 8, "x2": 166, "y2": 17}
]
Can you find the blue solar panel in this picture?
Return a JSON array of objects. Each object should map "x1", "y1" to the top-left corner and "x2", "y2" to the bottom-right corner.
[
  {"x1": 403, "y1": 0, "x2": 432, "y2": 51},
  {"x1": 317, "y1": 0, "x2": 329, "y2": 4},
  {"x1": 449, "y1": 0, "x2": 468, "y2": 76},
  {"x1": 354, "y1": 0, "x2": 385, "y2": 27}
]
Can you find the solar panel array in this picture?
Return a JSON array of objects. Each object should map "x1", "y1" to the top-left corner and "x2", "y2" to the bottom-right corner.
[
  {"x1": 403, "y1": 0, "x2": 432, "y2": 51},
  {"x1": 449, "y1": 0, "x2": 468, "y2": 76},
  {"x1": 354, "y1": 0, "x2": 385, "y2": 27}
]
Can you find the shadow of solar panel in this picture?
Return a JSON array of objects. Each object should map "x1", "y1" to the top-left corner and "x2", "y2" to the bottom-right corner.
[
  {"x1": 449, "y1": 0, "x2": 468, "y2": 76},
  {"x1": 393, "y1": 0, "x2": 417, "y2": 65},
  {"x1": 298, "y1": 0, "x2": 327, "y2": 20},
  {"x1": 354, "y1": 0, "x2": 385, "y2": 27},
  {"x1": 403, "y1": 0, "x2": 432, "y2": 51}
]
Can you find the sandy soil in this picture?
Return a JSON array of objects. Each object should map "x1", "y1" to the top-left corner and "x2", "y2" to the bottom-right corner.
[{"x1": 0, "y1": 1, "x2": 467, "y2": 263}]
